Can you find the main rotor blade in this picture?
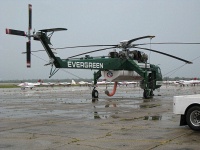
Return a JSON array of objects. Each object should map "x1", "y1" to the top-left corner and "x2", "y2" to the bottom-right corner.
[
  {"x1": 127, "y1": 36, "x2": 155, "y2": 46},
  {"x1": 55, "y1": 45, "x2": 117, "y2": 49},
  {"x1": 23, "y1": 45, "x2": 117, "y2": 53},
  {"x1": 134, "y1": 46, "x2": 192, "y2": 64},
  {"x1": 47, "y1": 42, "x2": 200, "y2": 50},
  {"x1": 148, "y1": 42, "x2": 200, "y2": 45},
  {"x1": 22, "y1": 50, "x2": 45, "y2": 54},
  {"x1": 132, "y1": 42, "x2": 200, "y2": 47},
  {"x1": 68, "y1": 46, "x2": 116, "y2": 59},
  {"x1": 56, "y1": 36, "x2": 155, "y2": 50},
  {"x1": 6, "y1": 29, "x2": 26, "y2": 36},
  {"x1": 141, "y1": 42, "x2": 200, "y2": 45}
]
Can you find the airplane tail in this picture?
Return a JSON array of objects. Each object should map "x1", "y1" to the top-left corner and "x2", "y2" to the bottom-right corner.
[{"x1": 71, "y1": 80, "x2": 76, "y2": 85}]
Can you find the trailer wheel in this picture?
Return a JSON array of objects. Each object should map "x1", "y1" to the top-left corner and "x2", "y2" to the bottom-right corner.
[{"x1": 186, "y1": 106, "x2": 200, "y2": 131}]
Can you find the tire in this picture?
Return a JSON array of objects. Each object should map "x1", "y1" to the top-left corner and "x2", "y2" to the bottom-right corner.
[
  {"x1": 143, "y1": 89, "x2": 149, "y2": 99},
  {"x1": 92, "y1": 90, "x2": 98, "y2": 98},
  {"x1": 150, "y1": 90, "x2": 154, "y2": 96},
  {"x1": 143, "y1": 89, "x2": 154, "y2": 99},
  {"x1": 186, "y1": 106, "x2": 200, "y2": 131}
]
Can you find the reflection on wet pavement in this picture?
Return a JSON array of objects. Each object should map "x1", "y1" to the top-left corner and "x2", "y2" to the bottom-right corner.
[
  {"x1": 0, "y1": 86, "x2": 170, "y2": 120},
  {"x1": 0, "y1": 85, "x2": 186, "y2": 124}
]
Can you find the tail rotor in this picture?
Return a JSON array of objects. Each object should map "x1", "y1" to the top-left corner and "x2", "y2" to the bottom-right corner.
[
  {"x1": 26, "y1": 41, "x2": 31, "y2": 68},
  {"x1": 5, "y1": 29, "x2": 26, "y2": 36},
  {"x1": 5, "y1": 4, "x2": 32, "y2": 68},
  {"x1": 27, "y1": 4, "x2": 32, "y2": 68}
]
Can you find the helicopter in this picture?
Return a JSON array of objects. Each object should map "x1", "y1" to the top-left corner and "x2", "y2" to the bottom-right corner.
[{"x1": 6, "y1": 4, "x2": 198, "y2": 100}]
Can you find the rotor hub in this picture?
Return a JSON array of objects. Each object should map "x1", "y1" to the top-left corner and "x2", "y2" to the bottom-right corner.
[{"x1": 118, "y1": 40, "x2": 129, "y2": 49}]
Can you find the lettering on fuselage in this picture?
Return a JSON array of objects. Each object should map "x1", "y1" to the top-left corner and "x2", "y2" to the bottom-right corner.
[{"x1": 67, "y1": 61, "x2": 103, "y2": 69}]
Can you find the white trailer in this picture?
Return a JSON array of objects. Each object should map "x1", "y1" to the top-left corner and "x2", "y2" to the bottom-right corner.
[{"x1": 173, "y1": 94, "x2": 200, "y2": 131}]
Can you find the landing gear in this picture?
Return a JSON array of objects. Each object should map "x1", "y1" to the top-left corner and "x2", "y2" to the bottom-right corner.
[
  {"x1": 150, "y1": 90, "x2": 154, "y2": 96},
  {"x1": 143, "y1": 89, "x2": 149, "y2": 99},
  {"x1": 143, "y1": 89, "x2": 154, "y2": 99},
  {"x1": 92, "y1": 87, "x2": 98, "y2": 102}
]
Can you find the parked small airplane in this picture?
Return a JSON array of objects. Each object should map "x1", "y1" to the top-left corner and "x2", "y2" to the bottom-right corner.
[
  {"x1": 162, "y1": 80, "x2": 179, "y2": 85},
  {"x1": 40, "y1": 82, "x2": 55, "y2": 87},
  {"x1": 17, "y1": 80, "x2": 41, "y2": 90},
  {"x1": 163, "y1": 78, "x2": 200, "y2": 86},
  {"x1": 97, "y1": 80, "x2": 107, "y2": 85},
  {"x1": 71, "y1": 80, "x2": 76, "y2": 85},
  {"x1": 92, "y1": 79, "x2": 112, "y2": 85},
  {"x1": 118, "y1": 81, "x2": 137, "y2": 86},
  {"x1": 70, "y1": 80, "x2": 92, "y2": 86},
  {"x1": 79, "y1": 81, "x2": 92, "y2": 86},
  {"x1": 59, "y1": 81, "x2": 71, "y2": 86},
  {"x1": 177, "y1": 80, "x2": 200, "y2": 86},
  {"x1": 59, "y1": 80, "x2": 79, "y2": 86}
]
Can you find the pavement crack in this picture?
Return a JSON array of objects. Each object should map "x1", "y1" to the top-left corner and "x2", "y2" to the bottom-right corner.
[
  {"x1": 97, "y1": 131, "x2": 112, "y2": 139},
  {"x1": 147, "y1": 130, "x2": 194, "y2": 150}
]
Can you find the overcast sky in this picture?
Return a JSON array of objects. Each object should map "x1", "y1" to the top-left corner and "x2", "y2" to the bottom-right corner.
[{"x1": 1, "y1": 0, "x2": 200, "y2": 80}]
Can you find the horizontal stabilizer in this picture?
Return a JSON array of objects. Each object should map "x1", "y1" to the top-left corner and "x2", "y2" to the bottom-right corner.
[
  {"x1": 6, "y1": 28, "x2": 26, "y2": 36},
  {"x1": 39, "y1": 28, "x2": 67, "y2": 33}
]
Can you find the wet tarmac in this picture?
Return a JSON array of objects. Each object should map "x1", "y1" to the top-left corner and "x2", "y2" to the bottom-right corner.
[{"x1": 0, "y1": 85, "x2": 200, "y2": 150}]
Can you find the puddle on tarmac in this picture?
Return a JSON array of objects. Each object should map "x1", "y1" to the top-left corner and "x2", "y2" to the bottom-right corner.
[
  {"x1": 144, "y1": 114, "x2": 171, "y2": 121},
  {"x1": 91, "y1": 111, "x2": 111, "y2": 119},
  {"x1": 60, "y1": 99, "x2": 91, "y2": 104},
  {"x1": 92, "y1": 98, "x2": 142, "y2": 109},
  {"x1": 140, "y1": 104, "x2": 161, "y2": 108}
]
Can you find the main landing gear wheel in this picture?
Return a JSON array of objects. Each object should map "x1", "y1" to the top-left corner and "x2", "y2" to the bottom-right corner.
[
  {"x1": 143, "y1": 89, "x2": 149, "y2": 99},
  {"x1": 150, "y1": 90, "x2": 154, "y2": 96},
  {"x1": 92, "y1": 88, "x2": 98, "y2": 102},
  {"x1": 186, "y1": 106, "x2": 200, "y2": 131},
  {"x1": 143, "y1": 89, "x2": 153, "y2": 99}
]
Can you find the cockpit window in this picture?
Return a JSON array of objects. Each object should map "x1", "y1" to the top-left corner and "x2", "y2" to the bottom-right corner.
[{"x1": 157, "y1": 67, "x2": 161, "y2": 74}]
